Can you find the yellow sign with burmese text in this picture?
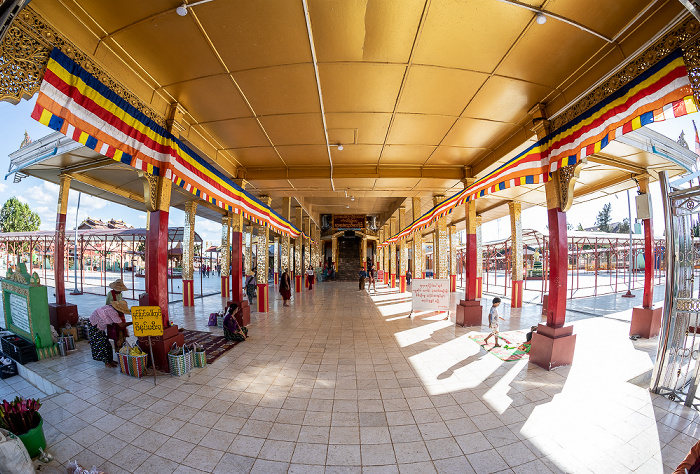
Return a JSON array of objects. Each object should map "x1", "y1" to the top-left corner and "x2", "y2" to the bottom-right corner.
[{"x1": 131, "y1": 306, "x2": 163, "y2": 337}]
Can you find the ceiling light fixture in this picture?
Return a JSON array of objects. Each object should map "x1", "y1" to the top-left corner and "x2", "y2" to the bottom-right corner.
[
  {"x1": 535, "y1": 12, "x2": 547, "y2": 24},
  {"x1": 175, "y1": 0, "x2": 216, "y2": 16}
]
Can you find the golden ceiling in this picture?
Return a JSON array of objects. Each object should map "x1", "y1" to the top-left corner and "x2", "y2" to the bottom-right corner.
[{"x1": 26, "y1": 0, "x2": 693, "y2": 229}]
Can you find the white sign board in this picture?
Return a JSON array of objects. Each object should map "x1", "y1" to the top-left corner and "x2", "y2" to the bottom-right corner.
[
  {"x1": 411, "y1": 279, "x2": 450, "y2": 312},
  {"x1": 8, "y1": 293, "x2": 30, "y2": 334}
]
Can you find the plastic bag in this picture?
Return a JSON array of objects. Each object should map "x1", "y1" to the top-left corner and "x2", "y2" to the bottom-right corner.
[
  {"x1": 0, "y1": 428, "x2": 33, "y2": 474},
  {"x1": 67, "y1": 460, "x2": 105, "y2": 474},
  {"x1": 119, "y1": 341, "x2": 131, "y2": 355}
]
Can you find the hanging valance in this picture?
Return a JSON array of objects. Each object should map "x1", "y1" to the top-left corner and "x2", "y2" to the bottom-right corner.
[{"x1": 31, "y1": 48, "x2": 308, "y2": 240}]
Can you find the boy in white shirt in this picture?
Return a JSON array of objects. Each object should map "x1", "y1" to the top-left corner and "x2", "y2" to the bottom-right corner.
[{"x1": 484, "y1": 297, "x2": 504, "y2": 347}]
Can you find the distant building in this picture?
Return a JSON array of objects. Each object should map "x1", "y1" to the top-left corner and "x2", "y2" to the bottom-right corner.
[
  {"x1": 78, "y1": 217, "x2": 132, "y2": 230},
  {"x1": 583, "y1": 221, "x2": 636, "y2": 233}
]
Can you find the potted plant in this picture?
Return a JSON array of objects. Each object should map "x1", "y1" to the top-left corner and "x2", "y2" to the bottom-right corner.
[{"x1": 0, "y1": 397, "x2": 45, "y2": 458}]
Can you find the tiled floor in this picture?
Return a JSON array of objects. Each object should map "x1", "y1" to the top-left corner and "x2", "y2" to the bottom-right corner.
[{"x1": 8, "y1": 281, "x2": 699, "y2": 473}]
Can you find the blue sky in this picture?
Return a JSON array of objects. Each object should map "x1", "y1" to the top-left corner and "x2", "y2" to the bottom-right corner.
[{"x1": 1, "y1": 96, "x2": 696, "y2": 243}]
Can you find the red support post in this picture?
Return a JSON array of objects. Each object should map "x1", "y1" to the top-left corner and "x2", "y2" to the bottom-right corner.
[
  {"x1": 146, "y1": 210, "x2": 170, "y2": 325},
  {"x1": 630, "y1": 215, "x2": 662, "y2": 338},
  {"x1": 529, "y1": 207, "x2": 576, "y2": 370}
]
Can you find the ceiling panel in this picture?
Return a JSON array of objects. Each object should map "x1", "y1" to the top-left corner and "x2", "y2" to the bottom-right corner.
[
  {"x1": 463, "y1": 76, "x2": 553, "y2": 123},
  {"x1": 71, "y1": 0, "x2": 173, "y2": 35},
  {"x1": 204, "y1": 119, "x2": 270, "y2": 149},
  {"x1": 226, "y1": 147, "x2": 284, "y2": 168},
  {"x1": 309, "y1": 0, "x2": 423, "y2": 63},
  {"x1": 197, "y1": 0, "x2": 311, "y2": 71},
  {"x1": 413, "y1": 0, "x2": 532, "y2": 72},
  {"x1": 495, "y1": 19, "x2": 605, "y2": 89},
  {"x1": 397, "y1": 66, "x2": 488, "y2": 116},
  {"x1": 425, "y1": 146, "x2": 483, "y2": 166},
  {"x1": 111, "y1": 13, "x2": 226, "y2": 85},
  {"x1": 386, "y1": 115, "x2": 455, "y2": 146},
  {"x1": 330, "y1": 145, "x2": 383, "y2": 165},
  {"x1": 442, "y1": 118, "x2": 514, "y2": 149},
  {"x1": 258, "y1": 114, "x2": 326, "y2": 146},
  {"x1": 276, "y1": 145, "x2": 328, "y2": 165},
  {"x1": 319, "y1": 63, "x2": 406, "y2": 113},
  {"x1": 164, "y1": 75, "x2": 251, "y2": 123},
  {"x1": 547, "y1": 0, "x2": 653, "y2": 41},
  {"x1": 234, "y1": 64, "x2": 320, "y2": 116},
  {"x1": 380, "y1": 145, "x2": 435, "y2": 165},
  {"x1": 325, "y1": 113, "x2": 392, "y2": 144}
]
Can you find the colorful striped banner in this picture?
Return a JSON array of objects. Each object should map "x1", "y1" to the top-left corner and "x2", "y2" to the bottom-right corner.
[
  {"x1": 32, "y1": 48, "x2": 308, "y2": 240},
  {"x1": 382, "y1": 48, "x2": 695, "y2": 245}
]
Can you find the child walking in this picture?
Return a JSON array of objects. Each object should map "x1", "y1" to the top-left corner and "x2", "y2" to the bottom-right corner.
[{"x1": 484, "y1": 297, "x2": 504, "y2": 347}]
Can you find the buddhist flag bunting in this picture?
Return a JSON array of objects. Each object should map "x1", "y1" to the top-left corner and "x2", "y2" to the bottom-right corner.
[{"x1": 31, "y1": 48, "x2": 312, "y2": 241}]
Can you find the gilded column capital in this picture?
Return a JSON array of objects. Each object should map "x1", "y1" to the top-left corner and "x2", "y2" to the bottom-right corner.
[
  {"x1": 545, "y1": 160, "x2": 586, "y2": 212},
  {"x1": 138, "y1": 172, "x2": 171, "y2": 212}
]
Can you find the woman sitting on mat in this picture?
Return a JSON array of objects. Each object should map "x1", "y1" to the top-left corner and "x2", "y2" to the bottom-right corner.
[{"x1": 223, "y1": 304, "x2": 248, "y2": 342}]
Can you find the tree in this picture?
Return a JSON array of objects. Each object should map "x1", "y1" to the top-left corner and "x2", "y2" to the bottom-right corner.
[
  {"x1": 618, "y1": 217, "x2": 630, "y2": 234},
  {"x1": 595, "y1": 203, "x2": 612, "y2": 232},
  {"x1": 577, "y1": 223, "x2": 584, "y2": 231},
  {"x1": 0, "y1": 197, "x2": 40, "y2": 232},
  {"x1": 566, "y1": 222, "x2": 573, "y2": 231}
]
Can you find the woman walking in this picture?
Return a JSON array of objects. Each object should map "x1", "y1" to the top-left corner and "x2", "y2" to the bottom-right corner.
[
  {"x1": 280, "y1": 270, "x2": 292, "y2": 306},
  {"x1": 306, "y1": 265, "x2": 315, "y2": 290},
  {"x1": 245, "y1": 271, "x2": 257, "y2": 306}
]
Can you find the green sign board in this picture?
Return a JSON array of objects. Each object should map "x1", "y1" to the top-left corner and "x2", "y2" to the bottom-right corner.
[{"x1": 1, "y1": 264, "x2": 52, "y2": 348}]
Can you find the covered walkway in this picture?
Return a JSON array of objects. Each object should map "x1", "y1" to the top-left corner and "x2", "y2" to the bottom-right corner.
[{"x1": 7, "y1": 281, "x2": 694, "y2": 473}]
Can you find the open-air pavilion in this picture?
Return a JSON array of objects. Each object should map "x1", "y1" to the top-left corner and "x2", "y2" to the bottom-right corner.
[{"x1": 4, "y1": 1, "x2": 700, "y2": 472}]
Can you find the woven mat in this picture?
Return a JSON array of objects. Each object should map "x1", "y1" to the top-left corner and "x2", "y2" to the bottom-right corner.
[
  {"x1": 468, "y1": 329, "x2": 531, "y2": 361},
  {"x1": 181, "y1": 329, "x2": 241, "y2": 364}
]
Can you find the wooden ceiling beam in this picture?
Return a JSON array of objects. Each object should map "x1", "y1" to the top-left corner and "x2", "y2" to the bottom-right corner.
[{"x1": 586, "y1": 154, "x2": 647, "y2": 174}]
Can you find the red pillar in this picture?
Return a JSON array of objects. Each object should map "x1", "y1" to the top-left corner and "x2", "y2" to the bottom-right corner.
[
  {"x1": 146, "y1": 210, "x2": 170, "y2": 325},
  {"x1": 449, "y1": 274, "x2": 456, "y2": 292},
  {"x1": 227, "y1": 229, "x2": 250, "y2": 326},
  {"x1": 231, "y1": 231, "x2": 243, "y2": 301},
  {"x1": 390, "y1": 273, "x2": 396, "y2": 288},
  {"x1": 48, "y1": 176, "x2": 78, "y2": 330},
  {"x1": 529, "y1": 207, "x2": 576, "y2": 370},
  {"x1": 295, "y1": 275, "x2": 302, "y2": 292},
  {"x1": 642, "y1": 218, "x2": 654, "y2": 308},
  {"x1": 511, "y1": 280, "x2": 523, "y2": 308},
  {"x1": 274, "y1": 272, "x2": 278, "y2": 285},
  {"x1": 399, "y1": 275, "x2": 406, "y2": 292},
  {"x1": 257, "y1": 283, "x2": 269, "y2": 312},
  {"x1": 183, "y1": 280, "x2": 194, "y2": 306},
  {"x1": 456, "y1": 232, "x2": 482, "y2": 326},
  {"x1": 630, "y1": 215, "x2": 662, "y2": 337}
]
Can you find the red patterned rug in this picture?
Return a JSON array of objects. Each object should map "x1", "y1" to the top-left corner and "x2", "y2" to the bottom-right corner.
[{"x1": 181, "y1": 330, "x2": 241, "y2": 364}]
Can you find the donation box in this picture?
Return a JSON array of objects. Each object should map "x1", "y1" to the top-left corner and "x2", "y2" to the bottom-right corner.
[{"x1": 1, "y1": 264, "x2": 53, "y2": 350}]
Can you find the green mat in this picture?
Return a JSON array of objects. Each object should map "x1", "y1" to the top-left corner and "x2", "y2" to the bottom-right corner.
[{"x1": 468, "y1": 329, "x2": 531, "y2": 361}]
